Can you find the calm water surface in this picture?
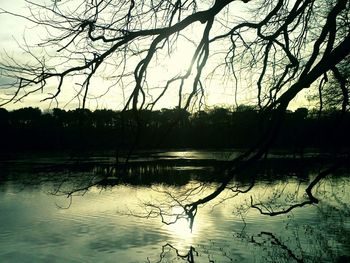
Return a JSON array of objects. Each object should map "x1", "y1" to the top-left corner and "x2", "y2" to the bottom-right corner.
[{"x1": 0, "y1": 151, "x2": 349, "y2": 262}]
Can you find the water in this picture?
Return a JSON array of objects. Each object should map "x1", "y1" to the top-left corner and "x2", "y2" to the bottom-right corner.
[{"x1": 0, "y1": 151, "x2": 349, "y2": 262}]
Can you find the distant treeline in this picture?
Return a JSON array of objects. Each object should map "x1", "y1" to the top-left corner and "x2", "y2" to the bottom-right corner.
[{"x1": 0, "y1": 106, "x2": 349, "y2": 154}]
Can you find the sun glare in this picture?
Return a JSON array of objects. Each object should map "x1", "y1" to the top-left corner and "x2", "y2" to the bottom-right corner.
[
  {"x1": 148, "y1": 39, "x2": 197, "y2": 83},
  {"x1": 166, "y1": 206, "x2": 195, "y2": 241}
]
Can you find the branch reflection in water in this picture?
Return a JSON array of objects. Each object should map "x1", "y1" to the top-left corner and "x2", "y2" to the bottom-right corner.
[
  {"x1": 152, "y1": 197, "x2": 350, "y2": 263},
  {"x1": 0, "y1": 152, "x2": 349, "y2": 262}
]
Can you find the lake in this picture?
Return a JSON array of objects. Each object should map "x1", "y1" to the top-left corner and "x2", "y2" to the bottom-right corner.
[{"x1": 0, "y1": 150, "x2": 349, "y2": 262}]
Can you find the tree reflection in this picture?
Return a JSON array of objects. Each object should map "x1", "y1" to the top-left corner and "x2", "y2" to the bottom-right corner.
[
  {"x1": 139, "y1": 168, "x2": 350, "y2": 262},
  {"x1": 150, "y1": 198, "x2": 350, "y2": 263},
  {"x1": 18, "y1": 155, "x2": 346, "y2": 233},
  {"x1": 152, "y1": 243, "x2": 198, "y2": 263},
  {"x1": 1, "y1": 156, "x2": 349, "y2": 262}
]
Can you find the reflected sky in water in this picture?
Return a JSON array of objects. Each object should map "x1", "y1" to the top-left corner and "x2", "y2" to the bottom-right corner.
[{"x1": 0, "y1": 153, "x2": 349, "y2": 262}]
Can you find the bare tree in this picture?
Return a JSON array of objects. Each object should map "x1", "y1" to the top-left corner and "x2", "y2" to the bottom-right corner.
[
  {"x1": 308, "y1": 55, "x2": 350, "y2": 113},
  {"x1": 1, "y1": 0, "x2": 350, "y2": 226}
]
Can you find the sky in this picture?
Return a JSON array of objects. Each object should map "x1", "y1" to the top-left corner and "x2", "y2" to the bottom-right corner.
[{"x1": 0, "y1": 0, "x2": 312, "y2": 112}]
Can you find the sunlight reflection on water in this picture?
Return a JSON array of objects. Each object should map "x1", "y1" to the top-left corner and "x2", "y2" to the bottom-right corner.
[{"x1": 0, "y1": 155, "x2": 349, "y2": 262}]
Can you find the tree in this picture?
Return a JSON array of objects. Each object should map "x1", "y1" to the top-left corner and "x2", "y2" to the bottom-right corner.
[
  {"x1": 307, "y1": 0, "x2": 350, "y2": 113},
  {"x1": 308, "y1": 55, "x2": 350, "y2": 113},
  {"x1": 0, "y1": 0, "x2": 350, "y2": 227}
]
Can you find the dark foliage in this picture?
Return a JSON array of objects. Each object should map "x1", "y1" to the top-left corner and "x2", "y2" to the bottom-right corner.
[{"x1": 1, "y1": 106, "x2": 349, "y2": 155}]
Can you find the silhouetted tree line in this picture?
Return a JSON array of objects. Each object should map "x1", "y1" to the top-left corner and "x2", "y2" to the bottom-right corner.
[{"x1": 0, "y1": 106, "x2": 349, "y2": 154}]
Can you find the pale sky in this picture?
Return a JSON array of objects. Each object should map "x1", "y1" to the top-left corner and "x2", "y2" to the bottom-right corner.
[{"x1": 0, "y1": 0, "x2": 312, "y2": 111}]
